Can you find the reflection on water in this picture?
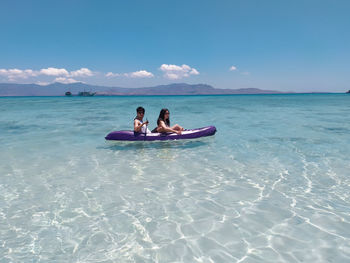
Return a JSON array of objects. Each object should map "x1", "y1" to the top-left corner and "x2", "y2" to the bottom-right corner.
[
  {"x1": 1, "y1": 95, "x2": 350, "y2": 262},
  {"x1": 101, "y1": 137, "x2": 213, "y2": 151}
]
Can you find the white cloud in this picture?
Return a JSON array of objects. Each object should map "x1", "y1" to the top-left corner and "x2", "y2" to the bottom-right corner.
[
  {"x1": 24, "y1": 69, "x2": 39, "y2": 77},
  {"x1": 107, "y1": 70, "x2": 153, "y2": 78},
  {"x1": 70, "y1": 68, "x2": 94, "y2": 77},
  {"x1": 40, "y1": 67, "x2": 69, "y2": 76},
  {"x1": 160, "y1": 64, "x2": 183, "y2": 71},
  {"x1": 165, "y1": 73, "x2": 181, "y2": 80},
  {"x1": 8, "y1": 69, "x2": 23, "y2": 75},
  {"x1": 0, "y1": 68, "x2": 39, "y2": 80},
  {"x1": 229, "y1": 66, "x2": 237, "y2": 71},
  {"x1": 1, "y1": 66, "x2": 158, "y2": 83},
  {"x1": 126, "y1": 70, "x2": 154, "y2": 78},
  {"x1": 40, "y1": 67, "x2": 94, "y2": 77},
  {"x1": 54, "y1": 77, "x2": 79, "y2": 84},
  {"x1": 105, "y1": 72, "x2": 120, "y2": 78},
  {"x1": 190, "y1": 68, "x2": 199, "y2": 75},
  {"x1": 0, "y1": 67, "x2": 97, "y2": 82},
  {"x1": 36, "y1": 81, "x2": 50, "y2": 86},
  {"x1": 159, "y1": 64, "x2": 199, "y2": 79}
]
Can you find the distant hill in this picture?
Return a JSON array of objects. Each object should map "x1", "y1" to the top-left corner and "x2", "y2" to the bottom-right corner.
[
  {"x1": 0, "y1": 82, "x2": 283, "y2": 96},
  {"x1": 0, "y1": 82, "x2": 120, "y2": 96}
]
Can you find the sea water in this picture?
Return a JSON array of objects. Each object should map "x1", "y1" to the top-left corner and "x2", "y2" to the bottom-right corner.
[{"x1": 0, "y1": 94, "x2": 350, "y2": 262}]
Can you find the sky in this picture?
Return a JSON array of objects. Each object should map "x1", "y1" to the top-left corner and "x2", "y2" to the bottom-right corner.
[{"x1": 0, "y1": 0, "x2": 349, "y2": 92}]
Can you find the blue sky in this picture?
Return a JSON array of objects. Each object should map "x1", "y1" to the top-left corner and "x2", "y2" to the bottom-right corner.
[{"x1": 0, "y1": 0, "x2": 349, "y2": 92}]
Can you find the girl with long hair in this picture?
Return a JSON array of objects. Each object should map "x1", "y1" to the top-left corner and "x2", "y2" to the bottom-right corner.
[{"x1": 155, "y1": 108, "x2": 184, "y2": 134}]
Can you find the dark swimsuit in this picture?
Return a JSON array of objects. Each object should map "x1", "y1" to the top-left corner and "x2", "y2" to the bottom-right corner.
[{"x1": 152, "y1": 118, "x2": 169, "y2": 133}]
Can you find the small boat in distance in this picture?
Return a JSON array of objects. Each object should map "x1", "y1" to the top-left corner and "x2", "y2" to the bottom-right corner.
[
  {"x1": 78, "y1": 91, "x2": 96, "y2": 96},
  {"x1": 65, "y1": 91, "x2": 72, "y2": 96},
  {"x1": 346, "y1": 90, "x2": 350, "y2": 94}
]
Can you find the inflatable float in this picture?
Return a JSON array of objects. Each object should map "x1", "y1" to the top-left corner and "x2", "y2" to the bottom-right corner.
[{"x1": 105, "y1": 126, "x2": 216, "y2": 141}]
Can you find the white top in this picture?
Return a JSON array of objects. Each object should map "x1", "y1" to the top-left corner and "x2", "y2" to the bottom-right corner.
[
  {"x1": 135, "y1": 119, "x2": 151, "y2": 134},
  {"x1": 141, "y1": 123, "x2": 151, "y2": 134}
]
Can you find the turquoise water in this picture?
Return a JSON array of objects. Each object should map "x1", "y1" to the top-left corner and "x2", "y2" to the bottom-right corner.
[{"x1": 1, "y1": 94, "x2": 350, "y2": 262}]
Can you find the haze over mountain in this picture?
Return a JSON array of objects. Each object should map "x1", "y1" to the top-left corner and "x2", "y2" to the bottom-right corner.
[{"x1": 0, "y1": 82, "x2": 283, "y2": 96}]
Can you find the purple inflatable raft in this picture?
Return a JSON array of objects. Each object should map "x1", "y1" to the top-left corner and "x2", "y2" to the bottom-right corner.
[{"x1": 105, "y1": 126, "x2": 216, "y2": 141}]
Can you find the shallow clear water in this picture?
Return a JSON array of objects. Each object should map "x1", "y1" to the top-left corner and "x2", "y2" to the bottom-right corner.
[{"x1": 1, "y1": 94, "x2": 350, "y2": 262}]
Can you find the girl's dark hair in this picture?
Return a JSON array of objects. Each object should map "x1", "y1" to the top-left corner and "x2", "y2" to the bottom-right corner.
[{"x1": 157, "y1": 108, "x2": 170, "y2": 127}]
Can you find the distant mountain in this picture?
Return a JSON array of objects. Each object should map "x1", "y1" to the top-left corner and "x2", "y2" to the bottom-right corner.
[
  {"x1": 0, "y1": 82, "x2": 123, "y2": 96},
  {"x1": 0, "y1": 82, "x2": 283, "y2": 96}
]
